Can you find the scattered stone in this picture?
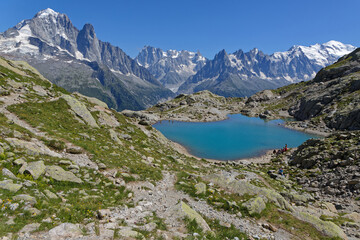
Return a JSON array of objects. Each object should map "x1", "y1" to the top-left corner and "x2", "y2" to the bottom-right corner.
[
  {"x1": 23, "y1": 160, "x2": 46, "y2": 180},
  {"x1": 46, "y1": 165, "x2": 82, "y2": 183},
  {"x1": 13, "y1": 158, "x2": 26, "y2": 166},
  {"x1": 44, "y1": 189, "x2": 58, "y2": 199},
  {"x1": 19, "y1": 223, "x2": 40, "y2": 233},
  {"x1": 2, "y1": 168, "x2": 18, "y2": 180},
  {"x1": 13, "y1": 194, "x2": 37, "y2": 205},
  {"x1": 0, "y1": 180, "x2": 22, "y2": 192},
  {"x1": 97, "y1": 209, "x2": 111, "y2": 220},
  {"x1": 49, "y1": 223, "x2": 83, "y2": 239},
  {"x1": 98, "y1": 163, "x2": 106, "y2": 170},
  {"x1": 118, "y1": 227, "x2": 144, "y2": 239},
  {"x1": 66, "y1": 146, "x2": 83, "y2": 154},
  {"x1": 109, "y1": 129, "x2": 122, "y2": 145},
  {"x1": 195, "y1": 182, "x2": 207, "y2": 195}
]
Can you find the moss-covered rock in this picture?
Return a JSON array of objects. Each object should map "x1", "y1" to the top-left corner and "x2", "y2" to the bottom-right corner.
[
  {"x1": 13, "y1": 194, "x2": 37, "y2": 205},
  {"x1": 195, "y1": 182, "x2": 207, "y2": 195},
  {"x1": 179, "y1": 201, "x2": 211, "y2": 232},
  {"x1": 46, "y1": 165, "x2": 82, "y2": 183},
  {"x1": 243, "y1": 196, "x2": 267, "y2": 215},
  {"x1": 23, "y1": 160, "x2": 46, "y2": 180},
  {"x1": 293, "y1": 211, "x2": 347, "y2": 239},
  {"x1": 62, "y1": 95, "x2": 99, "y2": 128},
  {"x1": 0, "y1": 180, "x2": 22, "y2": 192}
]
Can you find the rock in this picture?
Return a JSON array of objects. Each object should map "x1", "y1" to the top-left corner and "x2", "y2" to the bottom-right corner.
[
  {"x1": 118, "y1": 227, "x2": 144, "y2": 239},
  {"x1": 97, "y1": 209, "x2": 111, "y2": 219},
  {"x1": 46, "y1": 166, "x2": 82, "y2": 183},
  {"x1": 0, "y1": 180, "x2": 22, "y2": 192},
  {"x1": 49, "y1": 223, "x2": 83, "y2": 239},
  {"x1": 120, "y1": 133, "x2": 132, "y2": 140},
  {"x1": 59, "y1": 160, "x2": 73, "y2": 165},
  {"x1": 98, "y1": 111, "x2": 119, "y2": 127},
  {"x1": 178, "y1": 201, "x2": 212, "y2": 232},
  {"x1": 323, "y1": 202, "x2": 337, "y2": 214},
  {"x1": 195, "y1": 182, "x2": 207, "y2": 195},
  {"x1": 2, "y1": 168, "x2": 18, "y2": 180},
  {"x1": 62, "y1": 95, "x2": 99, "y2": 128},
  {"x1": 23, "y1": 160, "x2": 46, "y2": 180},
  {"x1": 343, "y1": 212, "x2": 360, "y2": 223},
  {"x1": 26, "y1": 207, "x2": 41, "y2": 216},
  {"x1": 109, "y1": 129, "x2": 122, "y2": 145},
  {"x1": 44, "y1": 189, "x2": 58, "y2": 199},
  {"x1": 204, "y1": 174, "x2": 293, "y2": 211},
  {"x1": 20, "y1": 223, "x2": 40, "y2": 233},
  {"x1": 98, "y1": 163, "x2": 106, "y2": 170},
  {"x1": 281, "y1": 191, "x2": 313, "y2": 204},
  {"x1": 13, "y1": 194, "x2": 37, "y2": 205},
  {"x1": 243, "y1": 197, "x2": 267, "y2": 215},
  {"x1": 262, "y1": 223, "x2": 277, "y2": 232},
  {"x1": 13, "y1": 158, "x2": 26, "y2": 166},
  {"x1": 293, "y1": 211, "x2": 347, "y2": 239},
  {"x1": 5, "y1": 138, "x2": 61, "y2": 157},
  {"x1": 66, "y1": 146, "x2": 83, "y2": 154}
]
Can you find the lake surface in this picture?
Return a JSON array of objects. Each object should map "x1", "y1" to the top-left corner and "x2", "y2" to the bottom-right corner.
[{"x1": 153, "y1": 114, "x2": 318, "y2": 160}]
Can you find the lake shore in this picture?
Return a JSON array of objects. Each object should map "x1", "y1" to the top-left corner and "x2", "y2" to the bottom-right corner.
[{"x1": 170, "y1": 139, "x2": 276, "y2": 164}]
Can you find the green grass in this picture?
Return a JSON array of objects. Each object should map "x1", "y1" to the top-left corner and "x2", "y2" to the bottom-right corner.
[{"x1": 325, "y1": 56, "x2": 352, "y2": 70}]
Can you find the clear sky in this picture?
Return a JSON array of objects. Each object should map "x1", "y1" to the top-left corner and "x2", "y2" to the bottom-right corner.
[{"x1": 1, "y1": 0, "x2": 359, "y2": 58}]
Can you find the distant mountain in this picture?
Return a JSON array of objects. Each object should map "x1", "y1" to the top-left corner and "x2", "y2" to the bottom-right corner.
[
  {"x1": 0, "y1": 8, "x2": 174, "y2": 110},
  {"x1": 135, "y1": 46, "x2": 207, "y2": 92},
  {"x1": 178, "y1": 41, "x2": 356, "y2": 97}
]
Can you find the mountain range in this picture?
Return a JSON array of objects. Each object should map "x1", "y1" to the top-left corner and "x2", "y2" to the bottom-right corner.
[
  {"x1": 0, "y1": 8, "x2": 174, "y2": 111},
  {"x1": 135, "y1": 46, "x2": 207, "y2": 92},
  {"x1": 0, "y1": 8, "x2": 356, "y2": 109}
]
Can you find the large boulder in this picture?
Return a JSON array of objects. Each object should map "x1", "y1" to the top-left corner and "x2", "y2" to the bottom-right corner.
[
  {"x1": 62, "y1": 95, "x2": 99, "y2": 128},
  {"x1": 23, "y1": 160, "x2": 46, "y2": 180},
  {"x1": 5, "y1": 138, "x2": 61, "y2": 157},
  {"x1": 46, "y1": 166, "x2": 82, "y2": 183},
  {"x1": 292, "y1": 212, "x2": 347, "y2": 239},
  {"x1": 176, "y1": 201, "x2": 212, "y2": 232},
  {"x1": 243, "y1": 196, "x2": 267, "y2": 215}
]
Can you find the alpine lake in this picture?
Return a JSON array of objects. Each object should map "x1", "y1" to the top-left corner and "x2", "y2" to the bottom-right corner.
[{"x1": 153, "y1": 114, "x2": 318, "y2": 160}]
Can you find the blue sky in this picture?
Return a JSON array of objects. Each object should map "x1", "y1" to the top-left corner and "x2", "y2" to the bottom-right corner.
[{"x1": 1, "y1": 0, "x2": 359, "y2": 58}]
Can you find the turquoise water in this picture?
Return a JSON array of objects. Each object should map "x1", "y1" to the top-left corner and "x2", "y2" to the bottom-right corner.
[{"x1": 153, "y1": 114, "x2": 318, "y2": 160}]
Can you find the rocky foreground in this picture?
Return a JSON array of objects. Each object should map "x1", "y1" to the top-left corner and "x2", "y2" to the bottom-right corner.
[{"x1": 0, "y1": 49, "x2": 359, "y2": 240}]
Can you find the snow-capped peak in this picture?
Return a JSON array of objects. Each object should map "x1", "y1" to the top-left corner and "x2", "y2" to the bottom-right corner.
[{"x1": 35, "y1": 8, "x2": 59, "y2": 18}]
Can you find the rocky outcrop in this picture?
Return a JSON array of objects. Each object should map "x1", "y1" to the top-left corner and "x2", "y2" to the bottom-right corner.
[
  {"x1": 290, "y1": 131, "x2": 360, "y2": 198},
  {"x1": 45, "y1": 166, "x2": 82, "y2": 183},
  {"x1": 243, "y1": 197, "x2": 267, "y2": 215},
  {"x1": 293, "y1": 212, "x2": 348, "y2": 239},
  {"x1": 62, "y1": 95, "x2": 99, "y2": 128}
]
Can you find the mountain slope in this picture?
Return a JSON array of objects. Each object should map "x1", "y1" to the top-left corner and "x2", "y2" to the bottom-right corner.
[
  {"x1": 0, "y1": 8, "x2": 174, "y2": 110},
  {"x1": 135, "y1": 46, "x2": 206, "y2": 92},
  {"x1": 178, "y1": 41, "x2": 356, "y2": 97}
]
